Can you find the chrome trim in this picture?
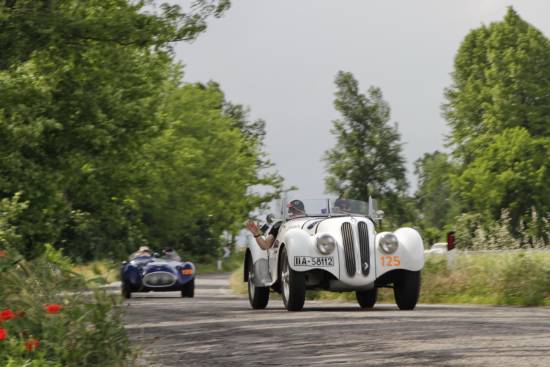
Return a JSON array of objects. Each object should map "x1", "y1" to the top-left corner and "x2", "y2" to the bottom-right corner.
[{"x1": 142, "y1": 271, "x2": 177, "y2": 288}]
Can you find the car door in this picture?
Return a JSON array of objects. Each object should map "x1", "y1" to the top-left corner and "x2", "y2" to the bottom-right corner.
[{"x1": 267, "y1": 222, "x2": 284, "y2": 283}]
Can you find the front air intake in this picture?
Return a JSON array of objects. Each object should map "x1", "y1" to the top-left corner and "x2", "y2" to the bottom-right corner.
[
  {"x1": 341, "y1": 222, "x2": 356, "y2": 277},
  {"x1": 358, "y1": 222, "x2": 370, "y2": 275}
]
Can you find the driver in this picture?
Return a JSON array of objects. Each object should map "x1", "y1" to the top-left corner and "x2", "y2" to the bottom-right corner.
[
  {"x1": 163, "y1": 247, "x2": 181, "y2": 261},
  {"x1": 129, "y1": 245, "x2": 152, "y2": 260},
  {"x1": 246, "y1": 200, "x2": 305, "y2": 251}
]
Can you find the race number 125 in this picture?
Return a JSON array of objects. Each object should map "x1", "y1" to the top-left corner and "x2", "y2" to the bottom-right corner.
[{"x1": 380, "y1": 255, "x2": 400, "y2": 267}]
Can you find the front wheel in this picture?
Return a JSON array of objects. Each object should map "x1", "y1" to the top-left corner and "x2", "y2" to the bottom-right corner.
[
  {"x1": 356, "y1": 288, "x2": 377, "y2": 309},
  {"x1": 121, "y1": 282, "x2": 132, "y2": 299},
  {"x1": 280, "y1": 247, "x2": 305, "y2": 311},
  {"x1": 393, "y1": 271, "x2": 421, "y2": 310},
  {"x1": 247, "y1": 257, "x2": 269, "y2": 309},
  {"x1": 181, "y1": 279, "x2": 195, "y2": 298}
]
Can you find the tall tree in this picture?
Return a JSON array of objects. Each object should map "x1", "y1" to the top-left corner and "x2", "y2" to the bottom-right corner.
[
  {"x1": 443, "y1": 7, "x2": 550, "y2": 164},
  {"x1": 443, "y1": 7, "x2": 550, "y2": 236},
  {"x1": 324, "y1": 71, "x2": 409, "y2": 223}
]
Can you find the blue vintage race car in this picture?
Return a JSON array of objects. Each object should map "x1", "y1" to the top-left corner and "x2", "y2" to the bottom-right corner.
[{"x1": 120, "y1": 255, "x2": 196, "y2": 298}]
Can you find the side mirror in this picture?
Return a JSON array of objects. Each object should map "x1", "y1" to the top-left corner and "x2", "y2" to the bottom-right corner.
[
  {"x1": 375, "y1": 210, "x2": 384, "y2": 220},
  {"x1": 121, "y1": 261, "x2": 128, "y2": 266},
  {"x1": 266, "y1": 213, "x2": 277, "y2": 225}
]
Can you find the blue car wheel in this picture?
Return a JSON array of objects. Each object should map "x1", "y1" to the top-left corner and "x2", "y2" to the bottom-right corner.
[
  {"x1": 121, "y1": 281, "x2": 132, "y2": 299},
  {"x1": 181, "y1": 278, "x2": 195, "y2": 298}
]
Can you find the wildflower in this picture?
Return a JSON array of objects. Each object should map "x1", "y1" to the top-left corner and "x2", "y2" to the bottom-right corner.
[
  {"x1": 0, "y1": 309, "x2": 16, "y2": 321},
  {"x1": 0, "y1": 328, "x2": 7, "y2": 340},
  {"x1": 44, "y1": 304, "x2": 63, "y2": 314},
  {"x1": 0, "y1": 249, "x2": 6, "y2": 257},
  {"x1": 25, "y1": 338, "x2": 40, "y2": 352}
]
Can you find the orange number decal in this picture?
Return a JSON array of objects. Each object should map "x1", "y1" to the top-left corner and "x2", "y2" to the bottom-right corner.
[{"x1": 381, "y1": 255, "x2": 400, "y2": 266}]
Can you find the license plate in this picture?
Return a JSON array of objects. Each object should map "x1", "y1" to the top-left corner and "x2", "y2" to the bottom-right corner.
[{"x1": 294, "y1": 256, "x2": 334, "y2": 267}]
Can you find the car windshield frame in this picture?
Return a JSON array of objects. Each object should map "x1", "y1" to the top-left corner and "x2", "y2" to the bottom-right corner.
[{"x1": 281, "y1": 198, "x2": 372, "y2": 221}]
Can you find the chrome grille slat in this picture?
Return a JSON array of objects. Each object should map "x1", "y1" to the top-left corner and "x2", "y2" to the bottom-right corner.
[
  {"x1": 341, "y1": 222, "x2": 356, "y2": 277},
  {"x1": 358, "y1": 222, "x2": 370, "y2": 275}
]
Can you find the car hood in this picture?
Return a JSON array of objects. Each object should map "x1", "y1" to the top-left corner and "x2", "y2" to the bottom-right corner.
[{"x1": 286, "y1": 216, "x2": 372, "y2": 235}]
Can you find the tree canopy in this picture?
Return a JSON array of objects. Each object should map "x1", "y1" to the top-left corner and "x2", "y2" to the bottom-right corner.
[
  {"x1": 435, "y1": 7, "x2": 550, "y2": 245},
  {"x1": 0, "y1": 0, "x2": 285, "y2": 260}
]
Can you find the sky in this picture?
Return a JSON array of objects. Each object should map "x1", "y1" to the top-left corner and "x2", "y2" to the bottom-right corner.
[{"x1": 175, "y1": 0, "x2": 550, "y2": 199}]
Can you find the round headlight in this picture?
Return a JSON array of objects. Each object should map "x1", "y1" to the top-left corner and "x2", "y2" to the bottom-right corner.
[
  {"x1": 316, "y1": 234, "x2": 336, "y2": 255},
  {"x1": 379, "y1": 233, "x2": 399, "y2": 254}
]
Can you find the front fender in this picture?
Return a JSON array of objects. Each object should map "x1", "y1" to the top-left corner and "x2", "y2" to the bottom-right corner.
[
  {"x1": 282, "y1": 228, "x2": 339, "y2": 279},
  {"x1": 122, "y1": 264, "x2": 142, "y2": 286},
  {"x1": 375, "y1": 227, "x2": 424, "y2": 277},
  {"x1": 244, "y1": 244, "x2": 270, "y2": 287}
]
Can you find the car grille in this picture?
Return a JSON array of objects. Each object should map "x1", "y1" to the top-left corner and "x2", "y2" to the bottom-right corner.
[
  {"x1": 341, "y1": 221, "x2": 371, "y2": 277},
  {"x1": 341, "y1": 222, "x2": 356, "y2": 277},
  {"x1": 358, "y1": 222, "x2": 370, "y2": 276},
  {"x1": 143, "y1": 272, "x2": 176, "y2": 287}
]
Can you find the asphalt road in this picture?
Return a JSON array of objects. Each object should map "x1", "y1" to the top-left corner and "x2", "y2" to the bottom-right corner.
[{"x1": 124, "y1": 273, "x2": 550, "y2": 367}]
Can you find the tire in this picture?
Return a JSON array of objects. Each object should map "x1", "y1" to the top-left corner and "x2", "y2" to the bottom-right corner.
[
  {"x1": 181, "y1": 279, "x2": 195, "y2": 298},
  {"x1": 393, "y1": 270, "x2": 421, "y2": 310},
  {"x1": 247, "y1": 257, "x2": 269, "y2": 309},
  {"x1": 279, "y1": 247, "x2": 305, "y2": 311},
  {"x1": 121, "y1": 282, "x2": 132, "y2": 299},
  {"x1": 356, "y1": 288, "x2": 377, "y2": 309}
]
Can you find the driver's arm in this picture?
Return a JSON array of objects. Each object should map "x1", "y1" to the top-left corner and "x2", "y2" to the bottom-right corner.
[
  {"x1": 254, "y1": 234, "x2": 275, "y2": 250},
  {"x1": 246, "y1": 220, "x2": 275, "y2": 250}
]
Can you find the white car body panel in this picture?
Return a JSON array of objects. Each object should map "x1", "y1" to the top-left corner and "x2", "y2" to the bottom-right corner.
[{"x1": 250, "y1": 215, "x2": 424, "y2": 291}]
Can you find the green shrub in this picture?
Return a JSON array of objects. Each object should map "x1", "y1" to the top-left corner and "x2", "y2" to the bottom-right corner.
[{"x1": 0, "y1": 244, "x2": 135, "y2": 366}]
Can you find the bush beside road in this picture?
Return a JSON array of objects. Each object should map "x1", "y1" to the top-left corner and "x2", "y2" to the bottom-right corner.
[
  {"x1": 0, "y1": 246, "x2": 136, "y2": 366},
  {"x1": 231, "y1": 252, "x2": 550, "y2": 306}
]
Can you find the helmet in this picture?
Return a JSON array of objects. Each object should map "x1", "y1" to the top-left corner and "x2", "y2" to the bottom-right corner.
[{"x1": 288, "y1": 199, "x2": 305, "y2": 216}]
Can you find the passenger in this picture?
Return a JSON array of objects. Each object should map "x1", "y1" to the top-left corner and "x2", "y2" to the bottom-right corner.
[
  {"x1": 333, "y1": 198, "x2": 352, "y2": 213},
  {"x1": 246, "y1": 200, "x2": 306, "y2": 250},
  {"x1": 163, "y1": 247, "x2": 181, "y2": 261}
]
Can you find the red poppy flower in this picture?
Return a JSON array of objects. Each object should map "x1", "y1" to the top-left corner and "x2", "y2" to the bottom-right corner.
[
  {"x1": 0, "y1": 249, "x2": 6, "y2": 257},
  {"x1": 0, "y1": 328, "x2": 7, "y2": 340},
  {"x1": 44, "y1": 304, "x2": 63, "y2": 314},
  {"x1": 25, "y1": 338, "x2": 40, "y2": 352},
  {"x1": 0, "y1": 309, "x2": 16, "y2": 321}
]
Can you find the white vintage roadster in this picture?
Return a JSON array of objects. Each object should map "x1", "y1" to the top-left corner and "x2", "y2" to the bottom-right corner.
[{"x1": 244, "y1": 198, "x2": 424, "y2": 311}]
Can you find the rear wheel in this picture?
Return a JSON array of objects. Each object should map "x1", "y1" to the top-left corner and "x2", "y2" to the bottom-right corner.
[
  {"x1": 356, "y1": 288, "x2": 377, "y2": 309},
  {"x1": 394, "y1": 271, "x2": 421, "y2": 310},
  {"x1": 247, "y1": 258, "x2": 269, "y2": 309},
  {"x1": 121, "y1": 282, "x2": 132, "y2": 299},
  {"x1": 181, "y1": 279, "x2": 195, "y2": 298},
  {"x1": 280, "y1": 247, "x2": 305, "y2": 311}
]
